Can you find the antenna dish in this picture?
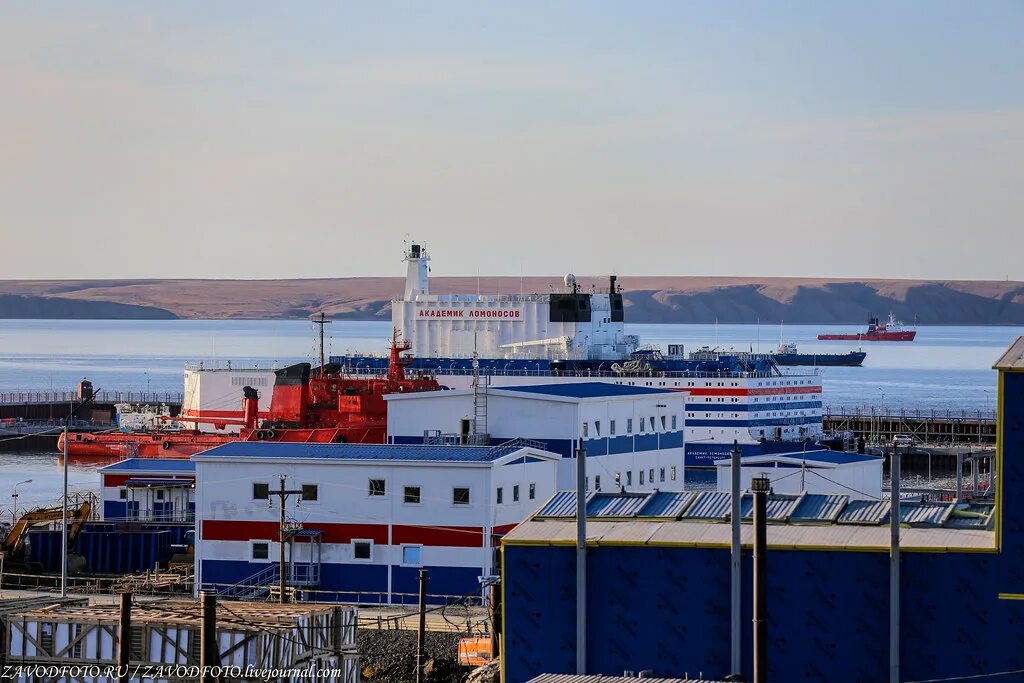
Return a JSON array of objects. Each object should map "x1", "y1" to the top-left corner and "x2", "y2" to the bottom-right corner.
[{"x1": 564, "y1": 273, "x2": 577, "y2": 289}]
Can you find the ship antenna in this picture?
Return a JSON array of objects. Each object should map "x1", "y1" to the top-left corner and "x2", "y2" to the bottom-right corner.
[{"x1": 312, "y1": 312, "x2": 332, "y2": 377}]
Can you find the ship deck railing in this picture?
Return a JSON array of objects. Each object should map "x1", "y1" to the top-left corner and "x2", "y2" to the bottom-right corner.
[
  {"x1": 338, "y1": 365, "x2": 819, "y2": 380},
  {"x1": 0, "y1": 390, "x2": 184, "y2": 406}
]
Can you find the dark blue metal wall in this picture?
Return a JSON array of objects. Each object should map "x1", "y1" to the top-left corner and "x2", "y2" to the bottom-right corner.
[{"x1": 502, "y1": 369, "x2": 1024, "y2": 683}]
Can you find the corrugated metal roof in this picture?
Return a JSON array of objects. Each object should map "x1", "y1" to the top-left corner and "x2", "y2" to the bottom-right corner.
[
  {"x1": 899, "y1": 501, "x2": 953, "y2": 527},
  {"x1": 535, "y1": 491, "x2": 581, "y2": 518},
  {"x1": 638, "y1": 491, "x2": 698, "y2": 518},
  {"x1": 527, "y1": 675, "x2": 728, "y2": 683},
  {"x1": 588, "y1": 492, "x2": 650, "y2": 518},
  {"x1": 682, "y1": 491, "x2": 734, "y2": 521},
  {"x1": 503, "y1": 518, "x2": 995, "y2": 552},
  {"x1": 741, "y1": 493, "x2": 802, "y2": 522},
  {"x1": 100, "y1": 458, "x2": 195, "y2": 472},
  {"x1": 945, "y1": 503, "x2": 995, "y2": 529},
  {"x1": 790, "y1": 494, "x2": 849, "y2": 523},
  {"x1": 837, "y1": 499, "x2": 891, "y2": 525},
  {"x1": 993, "y1": 336, "x2": 1024, "y2": 369},
  {"x1": 195, "y1": 441, "x2": 523, "y2": 462},
  {"x1": 497, "y1": 382, "x2": 677, "y2": 399}
]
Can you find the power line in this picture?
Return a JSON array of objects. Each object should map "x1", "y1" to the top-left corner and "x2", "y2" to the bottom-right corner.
[{"x1": 905, "y1": 668, "x2": 1024, "y2": 682}]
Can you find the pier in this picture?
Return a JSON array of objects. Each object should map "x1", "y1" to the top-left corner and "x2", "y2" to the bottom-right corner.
[{"x1": 823, "y1": 405, "x2": 996, "y2": 446}]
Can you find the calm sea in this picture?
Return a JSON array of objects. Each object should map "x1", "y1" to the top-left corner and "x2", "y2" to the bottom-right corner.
[{"x1": 0, "y1": 319, "x2": 1018, "y2": 508}]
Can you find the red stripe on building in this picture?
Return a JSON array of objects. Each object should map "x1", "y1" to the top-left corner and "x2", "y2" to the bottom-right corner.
[
  {"x1": 201, "y1": 520, "x2": 398, "y2": 545},
  {"x1": 492, "y1": 524, "x2": 517, "y2": 536},
  {"x1": 102, "y1": 474, "x2": 195, "y2": 487},
  {"x1": 392, "y1": 525, "x2": 484, "y2": 548}
]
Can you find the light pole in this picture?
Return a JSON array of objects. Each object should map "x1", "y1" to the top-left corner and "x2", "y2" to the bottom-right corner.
[
  {"x1": 11, "y1": 479, "x2": 32, "y2": 520},
  {"x1": 62, "y1": 388, "x2": 100, "y2": 597}
]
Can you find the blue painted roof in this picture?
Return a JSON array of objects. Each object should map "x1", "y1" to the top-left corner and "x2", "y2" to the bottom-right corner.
[
  {"x1": 194, "y1": 441, "x2": 527, "y2": 463},
  {"x1": 717, "y1": 450, "x2": 880, "y2": 466},
  {"x1": 497, "y1": 382, "x2": 678, "y2": 399},
  {"x1": 100, "y1": 459, "x2": 195, "y2": 472}
]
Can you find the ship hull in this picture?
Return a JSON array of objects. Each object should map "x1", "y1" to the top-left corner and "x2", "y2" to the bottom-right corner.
[
  {"x1": 773, "y1": 351, "x2": 866, "y2": 367},
  {"x1": 817, "y1": 331, "x2": 916, "y2": 341}
]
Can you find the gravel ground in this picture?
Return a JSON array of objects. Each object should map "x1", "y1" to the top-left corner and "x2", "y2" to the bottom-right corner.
[{"x1": 358, "y1": 628, "x2": 470, "y2": 683}]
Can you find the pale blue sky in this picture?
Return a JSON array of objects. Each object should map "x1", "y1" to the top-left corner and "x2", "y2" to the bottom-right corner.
[{"x1": 1, "y1": 2, "x2": 1022, "y2": 280}]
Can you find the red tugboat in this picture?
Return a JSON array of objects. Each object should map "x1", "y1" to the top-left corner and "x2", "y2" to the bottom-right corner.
[
  {"x1": 817, "y1": 313, "x2": 917, "y2": 342},
  {"x1": 58, "y1": 332, "x2": 440, "y2": 460}
]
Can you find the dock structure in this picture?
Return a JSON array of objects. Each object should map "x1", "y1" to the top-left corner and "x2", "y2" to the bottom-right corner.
[
  {"x1": 823, "y1": 405, "x2": 995, "y2": 445},
  {"x1": 5, "y1": 598, "x2": 358, "y2": 682}
]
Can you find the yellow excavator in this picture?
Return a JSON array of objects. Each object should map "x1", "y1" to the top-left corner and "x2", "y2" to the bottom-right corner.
[{"x1": 1, "y1": 502, "x2": 91, "y2": 574}]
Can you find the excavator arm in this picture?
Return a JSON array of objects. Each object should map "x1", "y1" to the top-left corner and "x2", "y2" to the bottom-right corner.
[{"x1": 1, "y1": 503, "x2": 92, "y2": 560}]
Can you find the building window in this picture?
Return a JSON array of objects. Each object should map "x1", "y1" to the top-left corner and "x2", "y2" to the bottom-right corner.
[
  {"x1": 660, "y1": 468, "x2": 666, "y2": 482},
  {"x1": 650, "y1": 417, "x2": 656, "y2": 432},
  {"x1": 301, "y1": 484, "x2": 318, "y2": 502},
  {"x1": 369, "y1": 479, "x2": 386, "y2": 497},
  {"x1": 610, "y1": 420, "x2": 616, "y2": 435},
  {"x1": 155, "y1": 489, "x2": 165, "y2": 501},
  {"x1": 119, "y1": 488, "x2": 127, "y2": 500},
  {"x1": 252, "y1": 483, "x2": 269, "y2": 501},
  {"x1": 251, "y1": 542, "x2": 269, "y2": 561},
  {"x1": 627, "y1": 418, "x2": 633, "y2": 434},
  {"x1": 639, "y1": 419, "x2": 644, "y2": 433},
  {"x1": 513, "y1": 485, "x2": 520, "y2": 502},
  {"x1": 595, "y1": 475, "x2": 601, "y2": 491},
  {"x1": 649, "y1": 468, "x2": 655, "y2": 483},
  {"x1": 626, "y1": 471, "x2": 633, "y2": 486},
  {"x1": 529, "y1": 482, "x2": 536, "y2": 500},
  {"x1": 496, "y1": 487, "x2": 503, "y2": 504},
  {"x1": 672, "y1": 415, "x2": 677, "y2": 429},
  {"x1": 402, "y1": 545, "x2": 423, "y2": 566},
  {"x1": 661, "y1": 416, "x2": 667, "y2": 430},
  {"x1": 404, "y1": 486, "x2": 421, "y2": 504},
  {"x1": 670, "y1": 466, "x2": 677, "y2": 481},
  {"x1": 582, "y1": 422, "x2": 589, "y2": 437},
  {"x1": 594, "y1": 421, "x2": 601, "y2": 436},
  {"x1": 352, "y1": 540, "x2": 373, "y2": 561},
  {"x1": 453, "y1": 487, "x2": 470, "y2": 505},
  {"x1": 639, "y1": 470, "x2": 645, "y2": 485}
]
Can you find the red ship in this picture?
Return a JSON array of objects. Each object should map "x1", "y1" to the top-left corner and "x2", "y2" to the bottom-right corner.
[
  {"x1": 817, "y1": 314, "x2": 916, "y2": 342},
  {"x1": 58, "y1": 333, "x2": 440, "y2": 460}
]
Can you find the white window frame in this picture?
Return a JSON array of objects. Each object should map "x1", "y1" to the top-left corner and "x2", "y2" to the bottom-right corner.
[
  {"x1": 351, "y1": 539, "x2": 374, "y2": 562},
  {"x1": 118, "y1": 488, "x2": 127, "y2": 500},
  {"x1": 251, "y1": 540, "x2": 272, "y2": 563},
  {"x1": 252, "y1": 482, "x2": 269, "y2": 501},
  {"x1": 403, "y1": 485, "x2": 423, "y2": 506},
  {"x1": 300, "y1": 483, "x2": 320, "y2": 504},
  {"x1": 452, "y1": 486, "x2": 471, "y2": 506},
  {"x1": 401, "y1": 544, "x2": 424, "y2": 567},
  {"x1": 368, "y1": 478, "x2": 386, "y2": 497},
  {"x1": 529, "y1": 482, "x2": 536, "y2": 500},
  {"x1": 512, "y1": 484, "x2": 520, "y2": 503}
]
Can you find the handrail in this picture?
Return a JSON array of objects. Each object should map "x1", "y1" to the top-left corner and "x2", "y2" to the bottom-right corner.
[
  {"x1": 0, "y1": 390, "x2": 184, "y2": 406},
  {"x1": 823, "y1": 405, "x2": 996, "y2": 421}
]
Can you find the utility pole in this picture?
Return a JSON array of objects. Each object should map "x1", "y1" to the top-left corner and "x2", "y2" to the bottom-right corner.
[
  {"x1": 200, "y1": 589, "x2": 219, "y2": 683},
  {"x1": 415, "y1": 569, "x2": 428, "y2": 683},
  {"x1": 729, "y1": 441, "x2": 742, "y2": 678},
  {"x1": 575, "y1": 438, "x2": 587, "y2": 674},
  {"x1": 890, "y1": 445, "x2": 902, "y2": 683},
  {"x1": 118, "y1": 592, "x2": 131, "y2": 683},
  {"x1": 751, "y1": 474, "x2": 771, "y2": 683},
  {"x1": 268, "y1": 476, "x2": 303, "y2": 604}
]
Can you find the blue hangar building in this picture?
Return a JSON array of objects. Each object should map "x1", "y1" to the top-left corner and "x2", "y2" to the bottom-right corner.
[{"x1": 499, "y1": 337, "x2": 1024, "y2": 683}]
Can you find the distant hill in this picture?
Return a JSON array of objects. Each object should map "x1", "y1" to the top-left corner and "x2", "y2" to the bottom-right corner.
[{"x1": 0, "y1": 276, "x2": 1023, "y2": 324}]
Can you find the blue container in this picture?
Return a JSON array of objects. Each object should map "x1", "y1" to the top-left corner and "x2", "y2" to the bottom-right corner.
[{"x1": 27, "y1": 528, "x2": 173, "y2": 574}]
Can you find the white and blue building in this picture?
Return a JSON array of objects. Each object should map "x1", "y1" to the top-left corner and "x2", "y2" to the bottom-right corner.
[
  {"x1": 192, "y1": 440, "x2": 560, "y2": 604},
  {"x1": 385, "y1": 382, "x2": 688, "y2": 492},
  {"x1": 715, "y1": 450, "x2": 883, "y2": 500},
  {"x1": 99, "y1": 458, "x2": 196, "y2": 522}
]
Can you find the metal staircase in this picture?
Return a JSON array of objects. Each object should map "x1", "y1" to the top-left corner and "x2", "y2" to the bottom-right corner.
[{"x1": 217, "y1": 564, "x2": 279, "y2": 600}]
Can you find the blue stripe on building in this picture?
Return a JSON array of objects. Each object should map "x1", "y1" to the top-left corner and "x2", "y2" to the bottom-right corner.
[{"x1": 685, "y1": 401, "x2": 822, "y2": 412}]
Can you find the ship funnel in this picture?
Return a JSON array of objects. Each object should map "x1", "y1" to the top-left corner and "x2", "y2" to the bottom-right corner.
[{"x1": 242, "y1": 386, "x2": 259, "y2": 429}]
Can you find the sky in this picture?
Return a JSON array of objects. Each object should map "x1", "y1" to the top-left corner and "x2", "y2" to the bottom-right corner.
[{"x1": 0, "y1": 2, "x2": 1022, "y2": 281}]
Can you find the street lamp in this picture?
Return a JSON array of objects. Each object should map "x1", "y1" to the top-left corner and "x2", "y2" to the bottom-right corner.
[{"x1": 11, "y1": 479, "x2": 32, "y2": 519}]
